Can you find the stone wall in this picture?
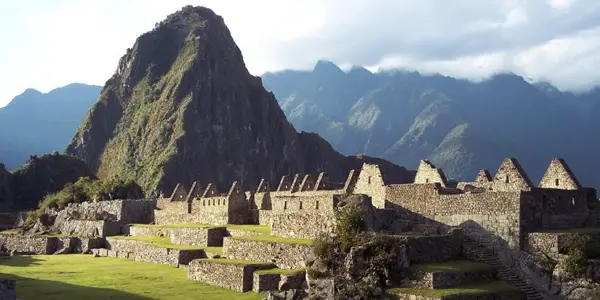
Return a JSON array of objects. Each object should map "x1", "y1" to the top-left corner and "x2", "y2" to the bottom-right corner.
[
  {"x1": 386, "y1": 184, "x2": 522, "y2": 247},
  {"x1": 222, "y1": 237, "x2": 313, "y2": 269},
  {"x1": 0, "y1": 235, "x2": 102, "y2": 254},
  {"x1": 258, "y1": 210, "x2": 274, "y2": 226},
  {"x1": 395, "y1": 292, "x2": 523, "y2": 300},
  {"x1": 169, "y1": 227, "x2": 227, "y2": 246},
  {"x1": 153, "y1": 211, "x2": 195, "y2": 225},
  {"x1": 520, "y1": 188, "x2": 589, "y2": 231},
  {"x1": 129, "y1": 226, "x2": 169, "y2": 237},
  {"x1": 253, "y1": 271, "x2": 306, "y2": 293},
  {"x1": 54, "y1": 199, "x2": 156, "y2": 224},
  {"x1": 397, "y1": 231, "x2": 463, "y2": 263},
  {"x1": 413, "y1": 160, "x2": 447, "y2": 187},
  {"x1": 538, "y1": 158, "x2": 581, "y2": 190},
  {"x1": 120, "y1": 199, "x2": 156, "y2": 224},
  {"x1": 55, "y1": 220, "x2": 121, "y2": 237},
  {"x1": 267, "y1": 190, "x2": 342, "y2": 213},
  {"x1": 407, "y1": 268, "x2": 496, "y2": 289},
  {"x1": 188, "y1": 259, "x2": 273, "y2": 292},
  {"x1": 271, "y1": 212, "x2": 335, "y2": 239},
  {"x1": 0, "y1": 279, "x2": 16, "y2": 300},
  {"x1": 353, "y1": 164, "x2": 387, "y2": 208},
  {"x1": 104, "y1": 238, "x2": 206, "y2": 266}
]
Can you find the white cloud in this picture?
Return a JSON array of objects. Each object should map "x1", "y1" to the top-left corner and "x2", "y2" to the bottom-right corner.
[{"x1": 1, "y1": 0, "x2": 600, "y2": 107}]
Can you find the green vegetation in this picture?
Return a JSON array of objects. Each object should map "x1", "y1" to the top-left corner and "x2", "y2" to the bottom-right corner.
[
  {"x1": 195, "y1": 258, "x2": 275, "y2": 267},
  {"x1": 108, "y1": 236, "x2": 222, "y2": 253},
  {"x1": 129, "y1": 223, "x2": 271, "y2": 234},
  {"x1": 389, "y1": 281, "x2": 518, "y2": 296},
  {"x1": 232, "y1": 235, "x2": 313, "y2": 245},
  {"x1": 0, "y1": 255, "x2": 262, "y2": 300},
  {"x1": 9, "y1": 152, "x2": 94, "y2": 210},
  {"x1": 309, "y1": 197, "x2": 408, "y2": 299},
  {"x1": 409, "y1": 260, "x2": 493, "y2": 273},
  {"x1": 26, "y1": 176, "x2": 144, "y2": 225},
  {"x1": 255, "y1": 268, "x2": 305, "y2": 276}
]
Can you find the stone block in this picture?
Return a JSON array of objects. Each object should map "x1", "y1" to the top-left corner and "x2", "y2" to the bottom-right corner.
[
  {"x1": 169, "y1": 227, "x2": 227, "y2": 246},
  {"x1": 188, "y1": 259, "x2": 274, "y2": 292},
  {"x1": 129, "y1": 226, "x2": 170, "y2": 237},
  {"x1": 222, "y1": 237, "x2": 313, "y2": 269},
  {"x1": 105, "y1": 237, "x2": 209, "y2": 266}
]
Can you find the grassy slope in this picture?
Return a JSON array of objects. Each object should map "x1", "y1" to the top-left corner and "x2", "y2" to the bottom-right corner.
[{"x1": 0, "y1": 255, "x2": 262, "y2": 300}]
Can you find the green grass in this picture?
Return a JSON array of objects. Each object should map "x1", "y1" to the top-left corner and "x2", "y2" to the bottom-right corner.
[
  {"x1": 389, "y1": 281, "x2": 519, "y2": 296},
  {"x1": 0, "y1": 255, "x2": 262, "y2": 300},
  {"x1": 231, "y1": 235, "x2": 313, "y2": 245},
  {"x1": 254, "y1": 268, "x2": 305, "y2": 276},
  {"x1": 130, "y1": 223, "x2": 271, "y2": 234},
  {"x1": 108, "y1": 236, "x2": 223, "y2": 253},
  {"x1": 195, "y1": 258, "x2": 275, "y2": 267},
  {"x1": 225, "y1": 225, "x2": 271, "y2": 235},
  {"x1": 409, "y1": 260, "x2": 493, "y2": 273}
]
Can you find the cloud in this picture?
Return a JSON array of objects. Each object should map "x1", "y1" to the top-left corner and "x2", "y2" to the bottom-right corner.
[{"x1": 1, "y1": 0, "x2": 600, "y2": 107}]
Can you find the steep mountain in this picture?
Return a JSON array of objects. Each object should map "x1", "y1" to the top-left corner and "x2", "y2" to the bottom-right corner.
[
  {"x1": 66, "y1": 6, "x2": 414, "y2": 195},
  {"x1": 263, "y1": 62, "x2": 600, "y2": 189},
  {"x1": 0, "y1": 83, "x2": 102, "y2": 169}
]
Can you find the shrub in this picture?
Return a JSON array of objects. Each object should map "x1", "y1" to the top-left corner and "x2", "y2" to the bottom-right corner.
[{"x1": 24, "y1": 176, "x2": 144, "y2": 226}]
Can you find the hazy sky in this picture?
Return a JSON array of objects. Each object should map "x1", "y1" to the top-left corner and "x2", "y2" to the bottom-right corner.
[{"x1": 1, "y1": 0, "x2": 600, "y2": 107}]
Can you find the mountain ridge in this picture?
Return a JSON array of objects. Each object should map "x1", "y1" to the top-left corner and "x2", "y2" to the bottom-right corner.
[{"x1": 261, "y1": 60, "x2": 600, "y2": 189}]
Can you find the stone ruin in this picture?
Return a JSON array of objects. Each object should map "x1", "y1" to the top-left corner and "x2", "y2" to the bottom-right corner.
[{"x1": 1, "y1": 157, "x2": 600, "y2": 299}]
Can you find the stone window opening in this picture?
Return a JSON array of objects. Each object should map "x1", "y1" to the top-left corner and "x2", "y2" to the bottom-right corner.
[
  {"x1": 425, "y1": 178, "x2": 429, "y2": 183},
  {"x1": 218, "y1": 199, "x2": 220, "y2": 205},
  {"x1": 284, "y1": 201, "x2": 288, "y2": 210},
  {"x1": 555, "y1": 178, "x2": 560, "y2": 186},
  {"x1": 212, "y1": 199, "x2": 215, "y2": 205},
  {"x1": 505, "y1": 175, "x2": 510, "y2": 183},
  {"x1": 368, "y1": 176, "x2": 371, "y2": 184},
  {"x1": 299, "y1": 201, "x2": 303, "y2": 210},
  {"x1": 315, "y1": 201, "x2": 319, "y2": 210},
  {"x1": 203, "y1": 200, "x2": 205, "y2": 206},
  {"x1": 571, "y1": 197, "x2": 576, "y2": 206}
]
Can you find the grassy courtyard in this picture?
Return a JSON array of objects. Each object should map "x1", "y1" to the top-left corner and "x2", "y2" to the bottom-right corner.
[{"x1": 0, "y1": 255, "x2": 263, "y2": 300}]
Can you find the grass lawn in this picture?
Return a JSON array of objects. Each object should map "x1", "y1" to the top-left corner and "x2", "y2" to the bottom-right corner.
[
  {"x1": 255, "y1": 268, "x2": 305, "y2": 276},
  {"x1": 409, "y1": 260, "x2": 493, "y2": 273},
  {"x1": 195, "y1": 258, "x2": 275, "y2": 267},
  {"x1": 231, "y1": 235, "x2": 313, "y2": 245},
  {"x1": 130, "y1": 223, "x2": 271, "y2": 234},
  {"x1": 0, "y1": 255, "x2": 263, "y2": 300},
  {"x1": 389, "y1": 281, "x2": 519, "y2": 296},
  {"x1": 108, "y1": 236, "x2": 223, "y2": 253}
]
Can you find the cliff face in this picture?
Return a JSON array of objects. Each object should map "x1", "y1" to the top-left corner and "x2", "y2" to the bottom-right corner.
[
  {"x1": 0, "y1": 163, "x2": 13, "y2": 210},
  {"x1": 66, "y1": 6, "x2": 413, "y2": 194}
]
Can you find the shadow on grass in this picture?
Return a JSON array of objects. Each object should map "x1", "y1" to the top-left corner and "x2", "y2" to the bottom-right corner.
[
  {"x1": 0, "y1": 255, "x2": 42, "y2": 267},
  {"x1": 2, "y1": 274, "x2": 154, "y2": 300}
]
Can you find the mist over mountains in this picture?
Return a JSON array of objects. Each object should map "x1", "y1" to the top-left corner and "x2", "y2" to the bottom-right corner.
[{"x1": 262, "y1": 60, "x2": 600, "y2": 189}]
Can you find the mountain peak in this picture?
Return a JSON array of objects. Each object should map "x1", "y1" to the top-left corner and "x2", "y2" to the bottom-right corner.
[{"x1": 313, "y1": 60, "x2": 344, "y2": 75}]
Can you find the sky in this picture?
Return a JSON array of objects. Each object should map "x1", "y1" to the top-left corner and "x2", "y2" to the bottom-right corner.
[{"x1": 1, "y1": 0, "x2": 600, "y2": 107}]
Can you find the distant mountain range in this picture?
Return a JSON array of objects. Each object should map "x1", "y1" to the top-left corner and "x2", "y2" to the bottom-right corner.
[
  {"x1": 1, "y1": 60, "x2": 599, "y2": 192},
  {"x1": 262, "y1": 60, "x2": 600, "y2": 189},
  {"x1": 0, "y1": 83, "x2": 101, "y2": 170}
]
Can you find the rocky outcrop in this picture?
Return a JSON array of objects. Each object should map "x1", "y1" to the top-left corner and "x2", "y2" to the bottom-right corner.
[
  {"x1": 0, "y1": 163, "x2": 13, "y2": 211},
  {"x1": 65, "y1": 5, "x2": 413, "y2": 195}
]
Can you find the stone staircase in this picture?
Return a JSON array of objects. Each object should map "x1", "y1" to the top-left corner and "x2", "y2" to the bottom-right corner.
[{"x1": 462, "y1": 238, "x2": 543, "y2": 300}]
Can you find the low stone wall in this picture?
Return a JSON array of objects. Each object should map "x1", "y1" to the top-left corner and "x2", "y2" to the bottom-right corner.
[
  {"x1": 271, "y1": 212, "x2": 335, "y2": 239},
  {"x1": 222, "y1": 237, "x2": 313, "y2": 269},
  {"x1": 154, "y1": 211, "x2": 195, "y2": 225},
  {"x1": 395, "y1": 292, "x2": 524, "y2": 300},
  {"x1": 0, "y1": 279, "x2": 16, "y2": 300},
  {"x1": 407, "y1": 269, "x2": 496, "y2": 289},
  {"x1": 226, "y1": 229, "x2": 264, "y2": 237},
  {"x1": 253, "y1": 273, "x2": 280, "y2": 293},
  {"x1": 0, "y1": 234, "x2": 102, "y2": 254},
  {"x1": 258, "y1": 210, "x2": 274, "y2": 226},
  {"x1": 129, "y1": 226, "x2": 170, "y2": 237},
  {"x1": 104, "y1": 237, "x2": 207, "y2": 266},
  {"x1": 396, "y1": 231, "x2": 463, "y2": 263},
  {"x1": 56, "y1": 220, "x2": 121, "y2": 237},
  {"x1": 188, "y1": 259, "x2": 273, "y2": 292},
  {"x1": 169, "y1": 227, "x2": 227, "y2": 246}
]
